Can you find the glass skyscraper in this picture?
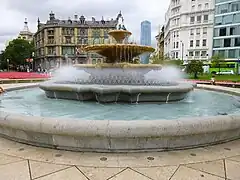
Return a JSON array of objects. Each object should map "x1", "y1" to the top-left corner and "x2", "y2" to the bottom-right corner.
[
  {"x1": 140, "y1": 21, "x2": 151, "y2": 64},
  {"x1": 213, "y1": 0, "x2": 240, "y2": 60}
]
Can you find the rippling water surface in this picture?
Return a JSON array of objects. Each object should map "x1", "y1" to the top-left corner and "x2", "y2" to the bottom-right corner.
[{"x1": 0, "y1": 88, "x2": 239, "y2": 120}]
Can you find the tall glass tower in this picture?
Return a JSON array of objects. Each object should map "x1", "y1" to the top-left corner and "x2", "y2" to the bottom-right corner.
[
  {"x1": 213, "y1": 0, "x2": 240, "y2": 60},
  {"x1": 140, "y1": 21, "x2": 151, "y2": 64}
]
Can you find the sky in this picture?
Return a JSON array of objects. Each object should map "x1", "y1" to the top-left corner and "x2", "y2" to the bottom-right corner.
[{"x1": 0, "y1": 0, "x2": 169, "y2": 51}]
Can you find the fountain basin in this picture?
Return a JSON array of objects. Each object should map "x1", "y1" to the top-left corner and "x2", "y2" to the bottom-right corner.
[
  {"x1": 0, "y1": 85, "x2": 239, "y2": 152},
  {"x1": 39, "y1": 83, "x2": 193, "y2": 103},
  {"x1": 84, "y1": 44, "x2": 155, "y2": 63}
]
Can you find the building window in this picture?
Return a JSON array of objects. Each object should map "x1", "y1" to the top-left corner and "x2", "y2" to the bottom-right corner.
[
  {"x1": 190, "y1": 40, "x2": 193, "y2": 47},
  {"x1": 190, "y1": 16, "x2": 195, "y2": 24},
  {"x1": 232, "y1": 3, "x2": 239, "y2": 12},
  {"x1": 224, "y1": 38, "x2": 231, "y2": 47},
  {"x1": 196, "y1": 40, "x2": 200, "y2": 47},
  {"x1": 233, "y1": 13, "x2": 240, "y2": 23},
  {"x1": 219, "y1": 28, "x2": 226, "y2": 36},
  {"x1": 203, "y1": 15, "x2": 208, "y2": 22},
  {"x1": 201, "y1": 51, "x2": 207, "y2": 57},
  {"x1": 223, "y1": 15, "x2": 233, "y2": 25},
  {"x1": 198, "y1": 4, "x2": 202, "y2": 10},
  {"x1": 65, "y1": 37, "x2": 72, "y2": 44},
  {"x1": 202, "y1": 39, "x2": 207, "y2": 46},
  {"x1": 175, "y1": 52, "x2": 179, "y2": 58},
  {"x1": 219, "y1": 50, "x2": 225, "y2": 57},
  {"x1": 190, "y1": 29, "x2": 194, "y2": 35},
  {"x1": 195, "y1": 51, "x2": 200, "y2": 57},
  {"x1": 173, "y1": 42, "x2": 175, "y2": 48},
  {"x1": 215, "y1": 16, "x2": 222, "y2": 25},
  {"x1": 230, "y1": 27, "x2": 236, "y2": 35},
  {"x1": 197, "y1": 15, "x2": 201, "y2": 23},
  {"x1": 189, "y1": 51, "x2": 194, "y2": 56},
  {"x1": 203, "y1": 27, "x2": 207, "y2": 34},
  {"x1": 196, "y1": 28, "x2": 200, "y2": 35},
  {"x1": 213, "y1": 39, "x2": 221, "y2": 48},
  {"x1": 228, "y1": 50, "x2": 235, "y2": 58},
  {"x1": 192, "y1": 5, "x2": 195, "y2": 11},
  {"x1": 176, "y1": 42, "x2": 179, "y2": 48},
  {"x1": 205, "y1": 3, "x2": 209, "y2": 9},
  {"x1": 234, "y1": 38, "x2": 240, "y2": 46}
]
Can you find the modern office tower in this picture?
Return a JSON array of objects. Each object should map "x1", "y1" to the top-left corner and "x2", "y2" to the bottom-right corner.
[
  {"x1": 140, "y1": 20, "x2": 151, "y2": 64},
  {"x1": 213, "y1": 0, "x2": 240, "y2": 60},
  {"x1": 164, "y1": 0, "x2": 214, "y2": 61},
  {"x1": 34, "y1": 11, "x2": 122, "y2": 69}
]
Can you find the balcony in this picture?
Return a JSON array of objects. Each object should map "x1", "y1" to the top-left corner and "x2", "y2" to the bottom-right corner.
[
  {"x1": 62, "y1": 31, "x2": 74, "y2": 36},
  {"x1": 46, "y1": 40, "x2": 56, "y2": 45}
]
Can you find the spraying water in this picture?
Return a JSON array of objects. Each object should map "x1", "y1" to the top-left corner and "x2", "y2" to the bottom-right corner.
[
  {"x1": 144, "y1": 66, "x2": 186, "y2": 82},
  {"x1": 50, "y1": 66, "x2": 90, "y2": 83}
]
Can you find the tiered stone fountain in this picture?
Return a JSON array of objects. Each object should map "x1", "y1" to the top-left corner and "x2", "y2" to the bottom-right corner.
[{"x1": 40, "y1": 26, "x2": 194, "y2": 103}]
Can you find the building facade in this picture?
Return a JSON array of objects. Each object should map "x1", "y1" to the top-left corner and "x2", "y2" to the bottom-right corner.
[
  {"x1": 140, "y1": 20, "x2": 151, "y2": 64},
  {"x1": 155, "y1": 26, "x2": 165, "y2": 59},
  {"x1": 213, "y1": 0, "x2": 240, "y2": 60},
  {"x1": 34, "y1": 11, "x2": 121, "y2": 69},
  {"x1": 164, "y1": 0, "x2": 214, "y2": 61},
  {"x1": 18, "y1": 18, "x2": 34, "y2": 41}
]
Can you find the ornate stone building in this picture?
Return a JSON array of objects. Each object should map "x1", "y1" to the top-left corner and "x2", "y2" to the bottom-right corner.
[
  {"x1": 155, "y1": 26, "x2": 164, "y2": 59},
  {"x1": 33, "y1": 11, "x2": 122, "y2": 69},
  {"x1": 18, "y1": 18, "x2": 34, "y2": 41}
]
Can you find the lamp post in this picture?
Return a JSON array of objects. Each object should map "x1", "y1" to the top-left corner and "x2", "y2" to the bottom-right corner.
[
  {"x1": 65, "y1": 54, "x2": 68, "y2": 66},
  {"x1": 6, "y1": 59, "x2": 9, "y2": 71},
  {"x1": 180, "y1": 41, "x2": 184, "y2": 61},
  {"x1": 32, "y1": 52, "x2": 35, "y2": 71}
]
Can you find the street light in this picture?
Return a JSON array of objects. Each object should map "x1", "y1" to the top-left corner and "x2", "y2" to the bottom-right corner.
[
  {"x1": 65, "y1": 54, "x2": 68, "y2": 65},
  {"x1": 6, "y1": 59, "x2": 9, "y2": 71},
  {"x1": 32, "y1": 52, "x2": 35, "y2": 71},
  {"x1": 180, "y1": 41, "x2": 184, "y2": 61}
]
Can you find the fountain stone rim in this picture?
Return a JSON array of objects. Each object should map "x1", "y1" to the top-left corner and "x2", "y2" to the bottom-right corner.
[{"x1": 0, "y1": 84, "x2": 239, "y2": 152}]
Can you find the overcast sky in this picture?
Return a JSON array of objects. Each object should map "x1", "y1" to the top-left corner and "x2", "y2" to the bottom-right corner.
[{"x1": 0, "y1": 0, "x2": 168, "y2": 51}]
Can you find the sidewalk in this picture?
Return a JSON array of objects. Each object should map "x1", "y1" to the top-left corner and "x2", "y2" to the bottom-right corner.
[{"x1": 0, "y1": 137, "x2": 240, "y2": 179}]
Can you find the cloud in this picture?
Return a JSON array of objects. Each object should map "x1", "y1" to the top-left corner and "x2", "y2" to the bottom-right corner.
[{"x1": 0, "y1": 0, "x2": 169, "y2": 51}]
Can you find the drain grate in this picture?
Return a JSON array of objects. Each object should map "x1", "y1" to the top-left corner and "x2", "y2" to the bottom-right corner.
[
  {"x1": 147, "y1": 157, "x2": 154, "y2": 161},
  {"x1": 100, "y1": 157, "x2": 107, "y2": 161},
  {"x1": 55, "y1": 154, "x2": 62, "y2": 157}
]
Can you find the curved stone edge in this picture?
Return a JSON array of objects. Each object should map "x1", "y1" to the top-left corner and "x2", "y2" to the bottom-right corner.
[
  {"x1": 39, "y1": 83, "x2": 193, "y2": 103},
  {"x1": 0, "y1": 84, "x2": 239, "y2": 152}
]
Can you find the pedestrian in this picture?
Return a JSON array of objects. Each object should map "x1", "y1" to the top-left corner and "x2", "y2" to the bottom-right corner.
[
  {"x1": 0, "y1": 87, "x2": 5, "y2": 94},
  {"x1": 210, "y1": 76, "x2": 215, "y2": 85}
]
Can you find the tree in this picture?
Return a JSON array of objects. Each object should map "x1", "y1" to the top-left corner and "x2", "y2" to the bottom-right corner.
[
  {"x1": 164, "y1": 59, "x2": 183, "y2": 67},
  {"x1": 185, "y1": 60, "x2": 203, "y2": 79},
  {"x1": 3, "y1": 38, "x2": 35, "y2": 66},
  {"x1": 149, "y1": 53, "x2": 164, "y2": 64},
  {"x1": 211, "y1": 54, "x2": 225, "y2": 73}
]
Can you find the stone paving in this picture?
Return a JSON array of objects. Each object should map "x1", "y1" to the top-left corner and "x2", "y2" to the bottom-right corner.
[
  {"x1": 0, "y1": 83, "x2": 240, "y2": 179},
  {"x1": 1, "y1": 137, "x2": 240, "y2": 179}
]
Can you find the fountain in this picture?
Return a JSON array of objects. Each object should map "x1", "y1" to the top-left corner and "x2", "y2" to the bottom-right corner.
[
  {"x1": 39, "y1": 24, "x2": 194, "y2": 103},
  {"x1": 0, "y1": 14, "x2": 239, "y2": 153}
]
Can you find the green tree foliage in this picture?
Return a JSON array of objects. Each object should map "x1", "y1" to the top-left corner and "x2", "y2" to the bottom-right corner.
[
  {"x1": 0, "y1": 50, "x2": 6, "y2": 69},
  {"x1": 3, "y1": 39, "x2": 34, "y2": 66},
  {"x1": 164, "y1": 59, "x2": 183, "y2": 67},
  {"x1": 211, "y1": 54, "x2": 225, "y2": 73},
  {"x1": 185, "y1": 60, "x2": 203, "y2": 79},
  {"x1": 149, "y1": 54, "x2": 164, "y2": 64}
]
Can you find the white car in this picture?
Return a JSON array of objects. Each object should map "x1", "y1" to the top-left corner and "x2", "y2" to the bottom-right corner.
[{"x1": 216, "y1": 70, "x2": 234, "y2": 75}]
